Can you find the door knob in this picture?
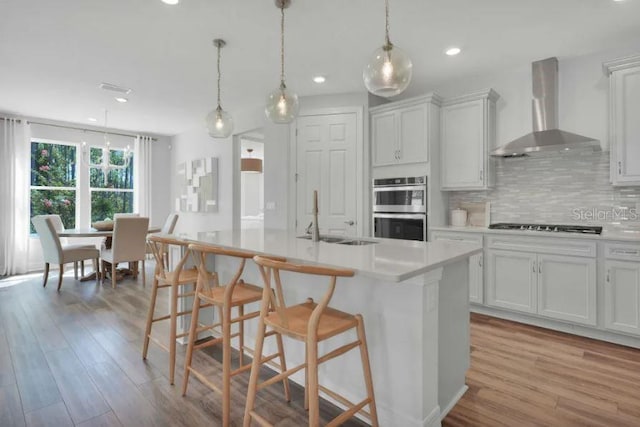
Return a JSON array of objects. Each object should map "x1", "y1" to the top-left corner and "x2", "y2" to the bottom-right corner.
[{"x1": 344, "y1": 220, "x2": 355, "y2": 226}]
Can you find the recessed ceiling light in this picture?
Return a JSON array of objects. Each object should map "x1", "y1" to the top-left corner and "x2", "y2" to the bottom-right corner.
[
  {"x1": 87, "y1": 117, "x2": 97, "y2": 122},
  {"x1": 161, "y1": 0, "x2": 179, "y2": 4},
  {"x1": 115, "y1": 97, "x2": 128, "y2": 103},
  {"x1": 313, "y1": 75, "x2": 326, "y2": 84},
  {"x1": 446, "y1": 47, "x2": 462, "y2": 56}
]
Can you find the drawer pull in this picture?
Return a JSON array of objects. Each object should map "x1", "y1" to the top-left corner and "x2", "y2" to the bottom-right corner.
[
  {"x1": 607, "y1": 269, "x2": 610, "y2": 283},
  {"x1": 611, "y1": 249, "x2": 640, "y2": 256}
]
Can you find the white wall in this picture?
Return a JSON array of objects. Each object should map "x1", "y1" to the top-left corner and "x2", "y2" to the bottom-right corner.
[{"x1": 170, "y1": 106, "x2": 265, "y2": 234}]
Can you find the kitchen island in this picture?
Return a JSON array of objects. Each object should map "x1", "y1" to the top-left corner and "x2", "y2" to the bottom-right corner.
[{"x1": 171, "y1": 229, "x2": 481, "y2": 427}]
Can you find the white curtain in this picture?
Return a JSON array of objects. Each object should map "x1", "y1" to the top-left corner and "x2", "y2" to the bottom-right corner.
[
  {"x1": 0, "y1": 118, "x2": 30, "y2": 275},
  {"x1": 134, "y1": 135, "x2": 153, "y2": 220}
]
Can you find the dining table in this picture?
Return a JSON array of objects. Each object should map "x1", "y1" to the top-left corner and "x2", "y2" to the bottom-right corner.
[{"x1": 58, "y1": 225, "x2": 161, "y2": 282}]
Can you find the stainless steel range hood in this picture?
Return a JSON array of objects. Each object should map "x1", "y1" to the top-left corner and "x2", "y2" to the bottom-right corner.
[{"x1": 491, "y1": 57, "x2": 600, "y2": 158}]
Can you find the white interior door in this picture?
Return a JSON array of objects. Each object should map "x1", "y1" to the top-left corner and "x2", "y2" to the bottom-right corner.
[{"x1": 296, "y1": 113, "x2": 357, "y2": 237}]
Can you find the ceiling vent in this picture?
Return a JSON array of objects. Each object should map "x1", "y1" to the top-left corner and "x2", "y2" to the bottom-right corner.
[{"x1": 99, "y1": 82, "x2": 132, "y2": 95}]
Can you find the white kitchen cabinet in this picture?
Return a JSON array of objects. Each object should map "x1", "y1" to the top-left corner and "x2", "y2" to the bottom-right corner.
[
  {"x1": 604, "y1": 260, "x2": 640, "y2": 335},
  {"x1": 486, "y1": 237, "x2": 597, "y2": 326},
  {"x1": 370, "y1": 94, "x2": 441, "y2": 167},
  {"x1": 440, "y1": 89, "x2": 499, "y2": 191},
  {"x1": 537, "y1": 254, "x2": 597, "y2": 326},
  {"x1": 431, "y1": 231, "x2": 483, "y2": 304},
  {"x1": 487, "y1": 249, "x2": 538, "y2": 314},
  {"x1": 604, "y1": 55, "x2": 640, "y2": 186}
]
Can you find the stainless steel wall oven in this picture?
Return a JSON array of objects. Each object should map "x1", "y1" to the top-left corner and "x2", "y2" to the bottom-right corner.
[{"x1": 373, "y1": 176, "x2": 427, "y2": 241}]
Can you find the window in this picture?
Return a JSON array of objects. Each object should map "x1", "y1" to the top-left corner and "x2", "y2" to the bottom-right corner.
[
  {"x1": 30, "y1": 141, "x2": 77, "y2": 232},
  {"x1": 29, "y1": 139, "x2": 136, "y2": 232},
  {"x1": 89, "y1": 147, "x2": 134, "y2": 222}
]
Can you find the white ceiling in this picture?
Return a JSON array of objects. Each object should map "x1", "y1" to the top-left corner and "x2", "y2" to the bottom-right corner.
[{"x1": 2, "y1": 0, "x2": 640, "y2": 136}]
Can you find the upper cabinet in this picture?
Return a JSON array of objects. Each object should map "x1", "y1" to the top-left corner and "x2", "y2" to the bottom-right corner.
[
  {"x1": 440, "y1": 89, "x2": 500, "y2": 191},
  {"x1": 604, "y1": 54, "x2": 640, "y2": 186},
  {"x1": 370, "y1": 94, "x2": 442, "y2": 167}
]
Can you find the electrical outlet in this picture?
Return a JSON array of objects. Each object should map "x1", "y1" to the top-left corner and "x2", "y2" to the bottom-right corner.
[{"x1": 266, "y1": 202, "x2": 276, "y2": 210}]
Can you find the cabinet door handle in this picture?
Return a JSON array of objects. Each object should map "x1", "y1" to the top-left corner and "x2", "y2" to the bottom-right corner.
[
  {"x1": 612, "y1": 249, "x2": 640, "y2": 256},
  {"x1": 539, "y1": 263, "x2": 542, "y2": 274},
  {"x1": 397, "y1": 149, "x2": 401, "y2": 160},
  {"x1": 618, "y1": 161, "x2": 622, "y2": 175},
  {"x1": 480, "y1": 170, "x2": 484, "y2": 181},
  {"x1": 479, "y1": 255, "x2": 483, "y2": 267},
  {"x1": 532, "y1": 261, "x2": 536, "y2": 273},
  {"x1": 606, "y1": 269, "x2": 611, "y2": 283}
]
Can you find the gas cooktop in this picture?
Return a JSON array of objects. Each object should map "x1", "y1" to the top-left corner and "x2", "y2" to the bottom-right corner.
[{"x1": 488, "y1": 223, "x2": 603, "y2": 235}]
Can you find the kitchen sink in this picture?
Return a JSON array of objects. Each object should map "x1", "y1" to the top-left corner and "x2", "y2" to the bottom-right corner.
[
  {"x1": 297, "y1": 235, "x2": 378, "y2": 245},
  {"x1": 297, "y1": 235, "x2": 346, "y2": 243},
  {"x1": 336, "y1": 239, "x2": 378, "y2": 246}
]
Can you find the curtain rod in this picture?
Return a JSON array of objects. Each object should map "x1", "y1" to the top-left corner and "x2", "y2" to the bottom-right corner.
[{"x1": 0, "y1": 116, "x2": 158, "y2": 141}]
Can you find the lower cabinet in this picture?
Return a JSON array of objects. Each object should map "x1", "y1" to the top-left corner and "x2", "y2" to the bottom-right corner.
[
  {"x1": 537, "y1": 254, "x2": 597, "y2": 326},
  {"x1": 604, "y1": 260, "x2": 640, "y2": 335},
  {"x1": 487, "y1": 250, "x2": 597, "y2": 326},
  {"x1": 487, "y1": 249, "x2": 537, "y2": 314}
]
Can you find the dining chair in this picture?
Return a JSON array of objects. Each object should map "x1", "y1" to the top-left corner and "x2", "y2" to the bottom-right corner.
[
  {"x1": 145, "y1": 213, "x2": 179, "y2": 265},
  {"x1": 113, "y1": 213, "x2": 140, "y2": 218},
  {"x1": 31, "y1": 215, "x2": 100, "y2": 291},
  {"x1": 101, "y1": 216, "x2": 149, "y2": 288},
  {"x1": 244, "y1": 256, "x2": 379, "y2": 427},
  {"x1": 41, "y1": 214, "x2": 94, "y2": 279}
]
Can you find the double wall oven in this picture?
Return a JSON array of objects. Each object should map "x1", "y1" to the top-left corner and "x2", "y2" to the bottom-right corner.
[{"x1": 373, "y1": 176, "x2": 427, "y2": 241}]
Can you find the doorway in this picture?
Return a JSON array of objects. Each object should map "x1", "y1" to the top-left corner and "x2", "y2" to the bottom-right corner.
[{"x1": 238, "y1": 130, "x2": 264, "y2": 230}]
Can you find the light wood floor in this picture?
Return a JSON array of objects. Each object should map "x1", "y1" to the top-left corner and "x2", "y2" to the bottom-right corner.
[
  {"x1": 444, "y1": 313, "x2": 640, "y2": 427},
  {"x1": 2, "y1": 269, "x2": 640, "y2": 426}
]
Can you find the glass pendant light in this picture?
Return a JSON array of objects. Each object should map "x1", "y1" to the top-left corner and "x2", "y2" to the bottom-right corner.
[
  {"x1": 265, "y1": 0, "x2": 299, "y2": 124},
  {"x1": 363, "y1": 0, "x2": 412, "y2": 98},
  {"x1": 206, "y1": 39, "x2": 234, "y2": 138}
]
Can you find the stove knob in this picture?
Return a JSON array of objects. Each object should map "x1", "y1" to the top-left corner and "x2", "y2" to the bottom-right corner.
[
  {"x1": 520, "y1": 226, "x2": 526, "y2": 230},
  {"x1": 553, "y1": 227, "x2": 559, "y2": 232},
  {"x1": 536, "y1": 226, "x2": 542, "y2": 231},
  {"x1": 545, "y1": 226, "x2": 551, "y2": 231},
  {"x1": 528, "y1": 225, "x2": 534, "y2": 230}
]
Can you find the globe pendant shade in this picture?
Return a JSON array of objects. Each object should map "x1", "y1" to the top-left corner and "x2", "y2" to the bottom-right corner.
[
  {"x1": 363, "y1": 44, "x2": 412, "y2": 98},
  {"x1": 206, "y1": 107, "x2": 234, "y2": 138},
  {"x1": 265, "y1": 86, "x2": 299, "y2": 124}
]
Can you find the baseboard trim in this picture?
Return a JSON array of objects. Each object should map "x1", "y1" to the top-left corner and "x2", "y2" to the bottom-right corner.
[
  {"x1": 439, "y1": 385, "x2": 468, "y2": 420},
  {"x1": 472, "y1": 305, "x2": 640, "y2": 349}
]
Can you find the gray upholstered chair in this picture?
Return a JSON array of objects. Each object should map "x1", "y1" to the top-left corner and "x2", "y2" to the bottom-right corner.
[
  {"x1": 31, "y1": 215, "x2": 100, "y2": 290},
  {"x1": 101, "y1": 216, "x2": 150, "y2": 288},
  {"x1": 42, "y1": 214, "x2": 92, "y2": 279}
]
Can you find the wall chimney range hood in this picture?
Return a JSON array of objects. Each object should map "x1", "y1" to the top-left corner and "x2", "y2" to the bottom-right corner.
[{"x1": 491, "y1": 57, "x2": 600, "y2": 158}]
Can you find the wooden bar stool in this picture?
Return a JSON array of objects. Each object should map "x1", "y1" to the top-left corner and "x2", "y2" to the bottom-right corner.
[
  {"x1": 143, "y1": 235, "x2": 216, "y2": 384},
  {"x1": 183, "y1": 243, "x2": 291, "y2": 427},
  {"x1": 244, "y1": 257, "x2": 379, "y2": 427}
]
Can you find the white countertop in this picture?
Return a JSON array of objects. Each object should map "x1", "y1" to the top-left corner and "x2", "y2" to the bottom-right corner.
[
  {"x1": 168, "y1": 229, "x2": 481, "y2": 283},
  {"x1": 431, "y1": 225, "x2": 640, "y2": 242}
]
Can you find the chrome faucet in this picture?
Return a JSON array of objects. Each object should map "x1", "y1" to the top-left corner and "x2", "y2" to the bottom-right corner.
[{"x1": 311, "y1": 190, "x2": 320, "y2": 242}]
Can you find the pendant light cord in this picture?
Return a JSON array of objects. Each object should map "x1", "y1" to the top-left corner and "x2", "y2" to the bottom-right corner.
[
  {"x1": 385, "y1": 0, "x2": 392, "y2": 48},
  {"x1": 216, "y1": 43, "x2": 222, "y2": 109},
  {"x1": 280, "y1": 3, "x2": 286, "y2": 89}
]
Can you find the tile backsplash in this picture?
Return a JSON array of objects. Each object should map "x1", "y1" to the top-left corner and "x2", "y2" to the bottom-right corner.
[{"x1": 448, "y1": 149, "x2": 640, "y2": 227}]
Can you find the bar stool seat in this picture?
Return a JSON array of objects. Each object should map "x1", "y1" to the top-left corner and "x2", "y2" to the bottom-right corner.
[
  {"x1": 159, "y1": 267, "x2": 200, "y2": 287},
  {"x1": 199, "y1": 280, "x2": 263, "y2": 306},
  {"x1": 265, "y1": 301, "x2": 358, "y2": 341}
]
